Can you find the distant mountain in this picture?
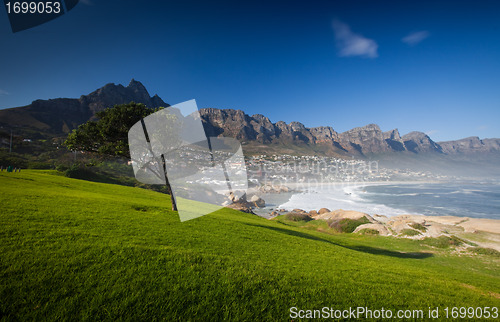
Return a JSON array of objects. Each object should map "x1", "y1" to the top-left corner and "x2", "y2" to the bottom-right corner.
[
  {"x1": 0, "y1": 79, "x2": 169, "y2": 135},
  {"x1": 438, "y1": 136, "x2": 500, "y2": 154},
  {"x1": 199, "y1": 108, "x2": 500, "y2": 156},
  {"x1": 1, "y1": 80, "x2": 499, "y2": 157}
]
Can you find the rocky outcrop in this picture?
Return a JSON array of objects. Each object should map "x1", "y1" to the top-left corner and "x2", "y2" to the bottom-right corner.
[
  {"x1": 439, "y1": 136, "x2": 500, "y2": 154},
  {"x1": 313, "y1": 209, "x2": 376, "y2": 223},
  {"x1": 339, "y1": 124, "x2": 391, "y2": 154},
  {"x1": 0, "y1": 79, "x2": 169, "y2": 134},
  {"x1": 80, "y1": 79, "x2": 168, "y2": 115},
  {"x1": 2, "y1": 80, "x2": 499, "y2": 156},
  {"x1": 383, "y1": 129, "x2": 406, "y2": 151},
  {"x1": 402, "y1": 131, "x2": 442, "y2": 153}
]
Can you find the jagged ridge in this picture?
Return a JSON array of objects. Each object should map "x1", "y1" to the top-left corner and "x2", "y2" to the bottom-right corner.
[{"x1": 1, "y1": 79, "x2": 499, "y2": 156}]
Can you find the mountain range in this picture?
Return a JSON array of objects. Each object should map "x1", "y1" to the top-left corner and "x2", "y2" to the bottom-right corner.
[{"x1": 1, "y1": 79, "x2": 499, "y2": 158}]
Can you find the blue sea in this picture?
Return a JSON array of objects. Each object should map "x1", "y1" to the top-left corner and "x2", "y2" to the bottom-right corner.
[
  {"x1": 274, "y1": 182, "x2": 500, "y2": 220},
  {"x1": 360, "y1": 183, "x2": 500, "y2": 220}
]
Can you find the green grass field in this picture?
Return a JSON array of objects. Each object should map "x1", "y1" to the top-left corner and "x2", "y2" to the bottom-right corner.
[{"x1": 1, "y1": 170, "x2": 499, "y2": 320}]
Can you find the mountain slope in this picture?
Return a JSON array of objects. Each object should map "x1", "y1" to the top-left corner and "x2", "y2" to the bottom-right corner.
[
  {"x1": 1, "y1": 80, "x2": 499, "y2": 157},
  {"x1": 0, "y1": 79, "x2": 168, "y2": 135}
]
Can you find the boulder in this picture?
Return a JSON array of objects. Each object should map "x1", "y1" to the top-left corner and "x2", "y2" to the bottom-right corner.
[
  {"x1": 225, "y1": 202, "x2": 255, "y2": 214},
  {"x1": 249, "y1": 195, "x2": 266, "y2": 208},
  {"x1": 318, "y1": 208, "x2": 331, "y2": 214},
  {"x1": 315, "y1": 209, "x2": 375, "y2": 223},
  {"x1": 354, "y1": 223, "x2": 391, "y2": 236}
]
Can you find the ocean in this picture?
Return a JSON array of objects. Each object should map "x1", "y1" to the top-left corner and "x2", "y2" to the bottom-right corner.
[{"x1": 261, "y1": 182, "x2": 500, "y2": 220}]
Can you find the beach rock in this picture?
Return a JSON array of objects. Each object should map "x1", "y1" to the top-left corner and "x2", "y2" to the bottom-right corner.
[
  {"x1": 292, "y1": 208, "x2": 307, "y2": 214},
  {"x1": 259, "y1": 184, "x2": 291, "y2": 194},
  {"x1": 249, "y1": 195, "x2": 266, "y2": 208},
  {"x1": 225, "y1": 202, "x2": 255, "y2": 214},
  {"x1": 315, "y1": 209, "x2": 376, "y2": 223},
  {"x1": 354, "y1": 223, "x2": 391, "y2": 236},
  {"x1": 373, "y1": 214, "x2": 389, "y2": 224},
  {"x1": 318, "y1": 208, "x2": 330, "y2": 215},
  {"x1": 309, "y1": 210, "x2": 318, "y2": 216},
  {"x1": 386, "y1": 219, "x2": 414, "y2": 234}
]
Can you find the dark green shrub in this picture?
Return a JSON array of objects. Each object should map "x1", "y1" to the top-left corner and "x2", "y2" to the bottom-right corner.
[
  {"x1": 471, "y1": 247, "x2": 500, "y2": 257},
  {"x1": 284, "y1": 213, "x2": 312, "y2": 222},
  {"x1": 410, "y1": 223, "x2": 427, "y2": 232},
  {"x1": 358, "y1": 228, "x2": 380, "y2": 235},
  {"x1": 328, "y1": 217, "x2": 370, "y2": 233},
  {"x1": 400, "y1": 229, "x2": 421, "y2": 237},
  {"x1": 64, "y1": 164, "x2": 101, "y2": 181},
  {"x1": 421, "y1": 236, "x2": 466, "y2": 248},
  {"x1": 27, "y1": 161, "x2": 54, "y2": 169}
]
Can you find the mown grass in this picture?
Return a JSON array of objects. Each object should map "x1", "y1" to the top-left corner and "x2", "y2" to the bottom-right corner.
[{"x1": 1, "y1": 170, "x2": 499, "y2": 320}]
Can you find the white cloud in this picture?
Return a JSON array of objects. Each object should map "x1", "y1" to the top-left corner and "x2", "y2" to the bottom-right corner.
[
  {"x1": 402, "y1": 31, "x2": 430, "y2": 46},
  {"x1": 0, "y1": 89, "x2": 9, "y2": 96},
  {"x1": 332, "y1": 20, "x2": 378, "y2": 58},
  {"x1": 425, "y1": 130, "x2": 438, "y2": 136}
]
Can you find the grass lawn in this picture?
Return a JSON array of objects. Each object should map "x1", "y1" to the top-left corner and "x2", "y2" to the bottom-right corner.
[{"x1": 0, "y1": 170, "x2": 499, "y2": 320}]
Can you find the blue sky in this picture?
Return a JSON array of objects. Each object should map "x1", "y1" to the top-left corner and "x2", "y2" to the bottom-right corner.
[{"x1": 0, "y1": 0, "x2": 499, "y2": 141}]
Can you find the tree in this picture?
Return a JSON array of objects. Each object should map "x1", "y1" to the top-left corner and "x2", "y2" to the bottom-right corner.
[
  {"x1": 65, "y1": 102, "x2": 154, "y2": 157},
  {"x1": 64, "y1": 102, "x2": 178, "y2": 211}
]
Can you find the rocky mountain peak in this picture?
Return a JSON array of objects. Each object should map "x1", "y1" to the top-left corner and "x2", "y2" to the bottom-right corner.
[
  {"x1": 383, "y1": 128, "x2": 401, "y2": 141},
  {"x1": 402, "y1": 131, "x2": 442, "y2": 153},
  {"x1": 2, "y1": 80, "x2": 499, "y2": 157}
]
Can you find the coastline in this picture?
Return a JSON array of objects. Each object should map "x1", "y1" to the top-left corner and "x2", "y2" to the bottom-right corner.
[
  {"x1": 252, "y1": 181, "x2": 500, "y2": 251},
  {"x1": 270, "y1": 208, "x2": 500, "y2": 252}
]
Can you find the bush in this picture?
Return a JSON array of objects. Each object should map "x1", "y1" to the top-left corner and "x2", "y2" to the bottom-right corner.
[
  {"x1": 421, "y1": 236, "x2": 466, "y2": 248},
  {"x1": 55, "y1": 164, "x2": 70, "y2": 172},
  {"x1": 358, "y1": 228, "x2": 379, "y2": 235},
  {"x1": 410, "y1": 223, "x2": 427, "y2": 232},
  {"x1": 400, "y1": 229, "x2": 421, "y2": 237},
  {"x1": 471, "y1": 247, "x2": 500, "y2": 257},
  {"x1": 64, "y1": 164, "x2": 101, "y2": 181},
  {"x1": 27, "y1": 161, "x2": 54, "y2": 169},
  {"x1": 328, "y1": 217, "x2": 370, "y2": 233},
  {"x1": 283, "y1": 213, "x2": 312, "y2": 222}
]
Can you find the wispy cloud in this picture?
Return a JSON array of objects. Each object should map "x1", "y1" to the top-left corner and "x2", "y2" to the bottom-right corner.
[
  {"x1": 477, "y1": 125, "x2": 488, "y2": 131},
  {"x1": 332, "y1": 20, "x2": 378, "y2": 58},
  {"x1": 425, "y1": 130, "x2": 438, "y2": 136},
  {"x1": 402, "y1": 31, "x2": 430, "y2": 46},
  {"x1": 0, "y1": 89, "x2": 9, "y2": 96}
]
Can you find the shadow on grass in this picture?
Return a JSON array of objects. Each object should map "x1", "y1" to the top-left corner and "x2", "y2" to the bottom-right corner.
[{"x1": 246, "y1": 223, "x2": 433, "y2": 259}]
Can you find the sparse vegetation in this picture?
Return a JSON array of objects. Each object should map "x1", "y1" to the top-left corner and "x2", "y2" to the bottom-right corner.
[
  {"x1": 328, "y1": 217, "x2": 370, "y2": 233},
  {"x1": 410, "y1": 222, "x2": 427, "y2": 232},
  {"x1": 401, "y1": 229, "x2": 422, "y2": 237},
  {"x1": 472, "y1": 247, "x2": 500, "y2": 257},
  {"x1": 358, "y1": 228, "x2": 380, "y2": 235},
  {"x1": 283, "y1": 212, "x2": 312, "y2": 222},
  {"x1": 420, "y1": 236, "x2": 466, "y2": 248}
]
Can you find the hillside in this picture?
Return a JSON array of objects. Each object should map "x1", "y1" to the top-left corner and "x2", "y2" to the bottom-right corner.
[
  {"x1": 1, "y1": 170, "x2": 499, "y2": 320},
  {"x1": 0, "y1": 79, "x2": 168, "y2": 137}
]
